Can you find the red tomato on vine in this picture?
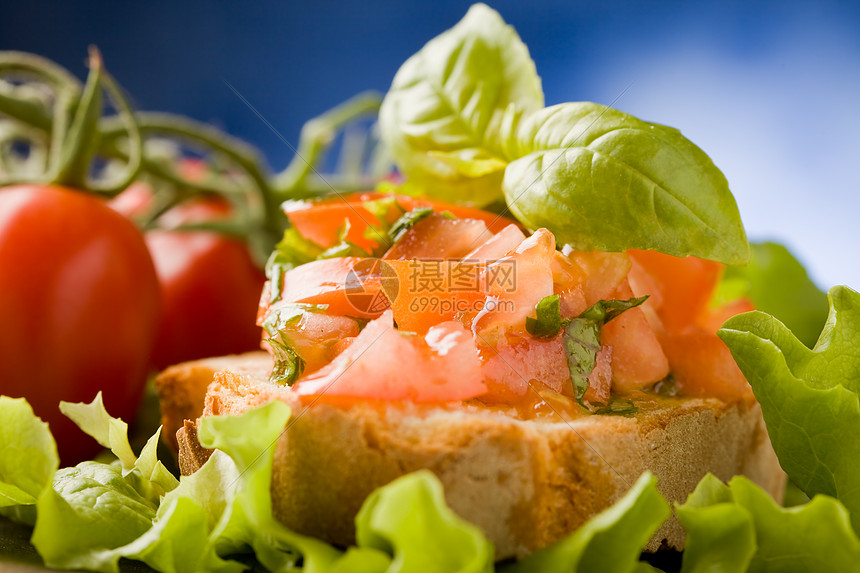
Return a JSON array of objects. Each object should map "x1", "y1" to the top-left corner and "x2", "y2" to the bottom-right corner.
[
  {"x1": 0, "y1": 185, "x2": 160, "y2": 462},
  {"x1": 112, "y1": 179, "x2": 266, "y2": 370}
]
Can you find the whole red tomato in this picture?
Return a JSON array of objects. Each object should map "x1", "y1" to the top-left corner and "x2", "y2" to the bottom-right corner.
[
  {"x1": 146, "y1": 200, "x2": 266, "y2": 369},
  {"x1": 0, "y1": 185, "x2": 160, "y2": 463},
  {"x1": 112, "y1": 183, "x2": 266, "y2": 370}
]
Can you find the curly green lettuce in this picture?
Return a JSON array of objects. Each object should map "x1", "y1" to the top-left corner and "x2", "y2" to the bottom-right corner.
[
  {"x1": 677, "y1": 473, "x2": 860, "y2": 572},
  {"x1": 719, "y1": 285, "x2": 860, "y2": 531}
]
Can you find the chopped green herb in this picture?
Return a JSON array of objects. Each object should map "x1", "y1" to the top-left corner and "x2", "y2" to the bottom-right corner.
[
  {"x1": 265, "y1": 227, "x2": 325, "y2": 304},
  {"x1": 261, "y1": 303, "x2": 328, "y2": 337},
  {"x1": 267, "y1": 334, "x2": 306, "y2": 387},
  {"x1": 388, "y1": 207, "x2": 434, "y2": 243},
  {"x1": 361, "y1": 195, "x2": 404, "y2": 249},
  {"x1": 525, "y1": 294, "x2": 563, "y2": 338},
  {"x1": 319, "y1": 218, "x2": 370, "y2": 259},
  {"x1": 592, "y1": 399, "x2": 639, "y2": 416},
  {"x1": 653, "y1": 375, "x2": 681, "y2": 397},
  {"x1": 563, "y1": 297, "x2": 648, "y2": 403}
]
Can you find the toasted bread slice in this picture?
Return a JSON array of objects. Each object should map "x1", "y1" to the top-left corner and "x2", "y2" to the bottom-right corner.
[{"x1": 156, "y1": 352, "x2": 785, "y2": 560}]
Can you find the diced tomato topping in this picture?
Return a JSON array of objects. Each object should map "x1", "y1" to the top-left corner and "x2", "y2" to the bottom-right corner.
[
  {"x1": 383, "y1": 213, "x2": 489, "y2": 260},
  {"x1": 568, "y1": 251, "x2": 632, "y2": 306},
  {"x1": 628, "y1": 249, "x2": 723, "y2": 333},
  {"x1": 479, "y1": 333, "x2": 570, "y2": 402},
  {"x1": 625, "y1": 250, "x2": 754, "y2": 401},
  {"x1": 294, "y1": 311, "x2": 486, "y2": 402},
  {"x1": 475, "y1": 228, "x2": 556, "y2": 335},
  {"x1": 286, "y1": 202, "x2": 387, "y2": 252},
  {"x1": 275, "y1": 257, "x2": 392, "y2": 318},
  {"x1": 601, "y1": 307, "x2": 670, "y2": 393},
  {"x1": 284, "y1": 192, "x2": 519, "y2": 252},
  {"x1": 381, "y1": 259, "x2": 484, "y2": 333},
  {"x1": 660, "y1": 330, "x2": 751, "y2": 401},
  {"x1": 462, "y1": 224, "x2": 526, "y2": 263}
]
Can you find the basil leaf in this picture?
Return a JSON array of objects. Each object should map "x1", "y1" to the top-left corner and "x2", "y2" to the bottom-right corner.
[
  {"x1": 379, "y1": 3, "x2": 544, "y2": 206},
  {"x1": 389, "y1": 207, "x2": 434, "y2": 243},
  {"x1": 502, "y1": 102, "x2": 749, "y2": 264},
  {"x1": 525, "y1": 294, "x2": 563, "y2": 339},
  {"x1": 564, "y1": 297, "x2": 647, "y2": 401},
  {"x1": 267, "y1": 334, "x2": 306, "y2": 387}
]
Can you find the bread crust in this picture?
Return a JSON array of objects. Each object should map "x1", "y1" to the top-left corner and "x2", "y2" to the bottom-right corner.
[{"x1": 159, "y1": 352, "x2": 784, "y2": 560}]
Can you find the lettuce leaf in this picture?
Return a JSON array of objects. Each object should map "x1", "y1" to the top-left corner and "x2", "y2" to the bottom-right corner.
[
  {"x1": 718, "y1": 286, "x2": 860, "y2": 530},
  {"x1": 0, "y1": 396, "x2": 58, "y2": 525},
  {"x1": 59, "y1": 392, "x2": 178, "y2": 497},
  {"x1": 29, "y1": 392, "x2": 178, "y2": 572},
  {"x1": 501, "y1": 472, "x2": 669, "y2": 573},
  {"x1": 716, "y1": 241, "x2": 828, "y2": 348},
  {"x1": 354, "y1": 470, "x2": 494, "y2": 573},
  {"x1": 109, "y1": 400, "x2": 342, "y2": 573},
  {"x1": 32, "y1": 462, "x2": 160, "y2": 571},
  {"x1": 678, "y1": 474, "x2": 860, "y2": 572}
]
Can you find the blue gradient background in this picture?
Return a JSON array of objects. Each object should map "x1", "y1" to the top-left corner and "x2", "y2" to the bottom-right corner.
[{"x1": 2, "y1": 0, "x2": 858, "y2": 289}]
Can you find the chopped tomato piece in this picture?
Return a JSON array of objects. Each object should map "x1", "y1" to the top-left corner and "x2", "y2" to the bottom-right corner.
[
  {"x1": 697, "y1": 298, "x2": 755, "y2": 333},
  {"x1": 475, "y1": 228, "x2": 556, "y2": 335},
  {"x1": 286, "y1": 202, "x2": 386, "y2": 252},
  {"x1": 601, "y1": 307, "x2": 670, "y2": 393},
  {"x1": 550, "y1": 252, "x2": 588, "y2": 318},
  {"x1": 275, "y1": 257, "x2": 392, "y2": 318},
  {"x1": 383, "y1": 213, "x2": 489, "y2": 260},
  {"x1": 628, "y1": 250, "x2": 723, "y2": 333},
  {"x1": 479, "y1": 333, "x2": 570, "y2": 402},
  {"x1": 330, "y1": 336, "x2": 355, "y2": 358},
  {"x1": 462, "y1": 224, "x2": 526, "y2": 263},
  {"x1": 660, "y1": 331, "x2": 752, "y2": 401},
  {"x1": 284, "y1": 192, "x2": 519, "y2": 252},
  {"x1": 381, "y1": 259, "x2": 484, "y2": 333},
  {"x1": 568, "y1": 251, "x2": 632, "y2": 305},
  {"x1": 294, "y1": 311, "x2": 486, "y2": 402}
]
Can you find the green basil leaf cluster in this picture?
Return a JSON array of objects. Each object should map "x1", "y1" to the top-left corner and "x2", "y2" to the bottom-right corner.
[
  {"x1": 379, "y1": 3, "x2": 544, "y2": 207},
  {"x1": 379, "y1": 3, "x2": 749, "y2": 264},
  {"x1": 718, "y1": 286, "x2": 860, "y2": 530}
]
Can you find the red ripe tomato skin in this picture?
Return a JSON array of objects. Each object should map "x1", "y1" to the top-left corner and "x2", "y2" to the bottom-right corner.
[
  {"x1": 111, "y1": 185, "x2": 267, "y2": 370},
  {"x1": 0, "y1": 185, "x2": 160, "y2": 463},
  {"x1": 146, "y1": 226, "x2": 265, "y2": 369}
]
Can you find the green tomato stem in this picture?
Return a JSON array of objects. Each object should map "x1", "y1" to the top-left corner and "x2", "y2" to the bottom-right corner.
[{"x1": 272, "y1": 90, "x2": 382, "y2": 197}]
